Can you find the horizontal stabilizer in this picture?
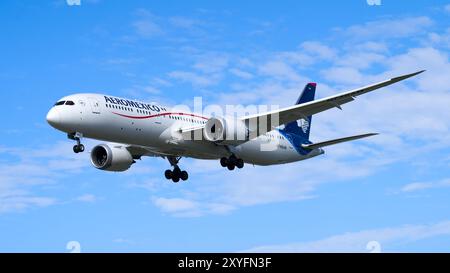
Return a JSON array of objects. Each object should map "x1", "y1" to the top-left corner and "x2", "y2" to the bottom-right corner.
[{"x1": 301, "y1": 133, "x2": 378, "y2": 150}]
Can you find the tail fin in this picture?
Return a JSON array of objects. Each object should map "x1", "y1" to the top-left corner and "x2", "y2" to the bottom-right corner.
[{"x1": 283, "y1": 83, "x2": 316, "y2": 140}]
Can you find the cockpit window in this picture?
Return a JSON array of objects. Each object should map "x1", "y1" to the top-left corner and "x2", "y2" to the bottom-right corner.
[
  {"x1": 54, "y1": 101, "x2": 65, "y2": 106},
  {"x1": 65, "y1": 101, "x2": 75, "y2": 105}
]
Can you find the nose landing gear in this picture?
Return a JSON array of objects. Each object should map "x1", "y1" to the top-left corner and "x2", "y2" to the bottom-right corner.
[
  {"x1": 220, "y1": 155, "x2": 244, "y2": 171},
  {"x1": 164, "y1": 156, "x2": 189, "y2": 183},
  {"x1": 68, "y1": 132, "x2": 85, "y2": 153}
]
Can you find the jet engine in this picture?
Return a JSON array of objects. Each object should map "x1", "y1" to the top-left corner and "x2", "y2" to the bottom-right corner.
[
  {"x1": 90, "y1": 144, "x2": 134, "y2": 172},
  {"x1": 203, "y1": 116, "x2": 249, "y2": 145}
]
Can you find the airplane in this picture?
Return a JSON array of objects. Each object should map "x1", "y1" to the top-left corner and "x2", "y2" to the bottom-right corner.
[{"x1": 46, "y1": 70, "x2": 424, "y2": 183}]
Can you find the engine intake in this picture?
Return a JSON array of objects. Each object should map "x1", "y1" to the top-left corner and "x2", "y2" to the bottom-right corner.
[
  {"x1": 203, "y1": 117, "x2": 249, "y2": 145},
  {"x1": 90, "y1": 144, "x2": 134, "y2": 172}
]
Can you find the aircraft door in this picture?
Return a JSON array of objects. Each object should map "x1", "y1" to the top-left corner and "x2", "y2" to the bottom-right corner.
[{"x1": 88, "y1": 98, "x2": 101, "y2": 115}]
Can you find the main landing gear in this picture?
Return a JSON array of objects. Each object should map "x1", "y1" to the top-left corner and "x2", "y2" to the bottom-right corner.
[
  {"x1": 68, "y1": 132, "x2": 85, "y2": 153},
  {"x1": 220, "y1": 155, "x2": 244, "y2": 171},
  {"x1": 164, "y1": 156, "x2": 188, "y2": 183}
]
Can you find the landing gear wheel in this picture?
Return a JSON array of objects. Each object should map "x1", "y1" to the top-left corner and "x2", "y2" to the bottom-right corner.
[
  {"x1": 180, "y1": 171, "x2": 188, "y2": 181},
  {"x1": 73, "y1": 144, "x2": 85, "y2": 153},
  {"x1": 172, "y1": 176, "x2": 180, "y2": 183},
  {"x1": 164, "y1": 170, "x2": 172, "y2": 179},
  {"x1": 228, "y1": 155, "x2": 237, "y2": 165},
  {"x1": 172, "y1": 177, "x2": 180, "y2": 183},
  {"x1": 165, "y1": 157, "x2": 189, "y2": 182},
  {"x1": 220, "y1": 155, "x2": 243, "y2": 170},
  {"x1": 220, "y1": 157, "x2": 228, "y2": 167},
  {"x1": 173, "y1": 166, "x2": 181, "y2": 177},
  {"x1": 236, "y1": 159, "x2": 244, "y2": 169},
  {"x1": 69, "y1": 133, "x2": 85, "y2": 153}
]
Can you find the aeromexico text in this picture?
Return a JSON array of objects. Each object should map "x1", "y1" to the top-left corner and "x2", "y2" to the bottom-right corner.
[{"x1": 104, "y1": 96, "x2": 167, "y2": 112}]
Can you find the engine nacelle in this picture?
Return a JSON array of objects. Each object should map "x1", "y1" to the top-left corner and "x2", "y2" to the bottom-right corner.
[
  {"x1": 90, "y1": 144, "x2": 134, "y2": 172},
  {"x1": 203, "y1": 116, "x2": 249, "y2": 145}
]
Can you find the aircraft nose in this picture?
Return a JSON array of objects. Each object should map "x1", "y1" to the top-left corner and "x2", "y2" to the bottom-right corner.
[{"x1": 46, "y1": 108, "x2": 60, "y2": 127}]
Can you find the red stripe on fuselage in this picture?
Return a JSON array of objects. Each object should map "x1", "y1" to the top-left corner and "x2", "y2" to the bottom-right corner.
[{"x1": 112, "y1": 112, "x2": 209, "y2": 120}]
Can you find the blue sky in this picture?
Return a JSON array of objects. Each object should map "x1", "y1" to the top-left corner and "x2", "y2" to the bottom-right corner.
[{"x1": 1, "y1": 0, "x2": 450, "y2": 252}]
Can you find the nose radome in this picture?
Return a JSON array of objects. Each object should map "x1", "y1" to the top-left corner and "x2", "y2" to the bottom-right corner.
[{"x1": 46, "y1": 108, "x2": 60, "y2": 127}]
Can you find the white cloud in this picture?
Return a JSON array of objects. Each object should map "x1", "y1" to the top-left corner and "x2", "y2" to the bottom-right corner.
[
  {"x1": 276, "y1": 51, "x2": 315, "y2": 67},
  {"x1": 259, "y1": 61, "x2": 302, "y2": 82},
  {"x1": 335, "y1": 52, "x2": 386, "y2": 70},
  {"x1": 236, "y1": 58, "x2": 254, "y2": 67},
  {"x1": 321, "y1": 66, "x2": 365, "y2": 85},
  {"x1": 301, "y1": 41, "x2": 336, "y2": 60},
  {"x1": 402, "y1": 179, "x2": 450, "y2": 192},
  {"x1": 75, "y1": 194, "x2": 97, "y2": 203},
  {"x1": 266, "y1": 41, "x2": 336, "y2": 70},
  {"x1": 427, "y1": 28, "x2": 450, "y2": 48},
  {"x1": 387, "y1": 47, "x2": 450, "y2": 92},
  {"x1": 351, "y1": 41, "x2": 389, "y2": 53},
  {"x1": 153, "y1": 197, "x2": 198, "y2": 213},
  {"x1": 0, "y1": 193, "x2": 56, "y2": 214},
  {"x1": 132, "y1": 9, "x2": 163, "y2": 38},
  {"x1": 168, "y1": 71, "x2": 219, "y2": 87},
  {"x1": 337, "y1": 16, "x2": 433, "y2": 40},
  {"x1": 193, "y1": 54, "x2": 229, "y2": 73},
  {"x1": 217, "y1": 81, "x2": 302, "y2": 106},
  {"x1": 133, "y1": 20, "x2": 162, "y2": 38},
  {"x1": 152, "y1": 196, "x2": 235, "y2": 217},
  {"x1": 153, "y1": 197, "x2": 198, "y2": 216},
  {"x1": 146, "y1": 151, "x2": 381, "y2": 217},
  {"x1": 171, "y1": 17, "x2": 211, "y2": 41},
  {"x1": 0, "y1": 141, "x2": 94, "y2": 214},
  {"x1": 229, "y1": 68, "x2": 254, "y2": 79},
  {"x1": 169, "y1": 16, "x2": 199, "y2": 29},
  {"x1": 141, "y1": 86, "x2": 161, "y2": 94},
  {"x1": 243, "y1": 220, "x2": 450, "y2": 252}
]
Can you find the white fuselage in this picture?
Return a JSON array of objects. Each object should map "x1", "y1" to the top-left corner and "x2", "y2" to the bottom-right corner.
[{"x1": 46, "y1": 93, "x2": 323, "y2": 165}]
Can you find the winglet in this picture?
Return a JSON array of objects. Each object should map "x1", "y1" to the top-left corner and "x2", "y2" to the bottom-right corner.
[{"x1": 391, "y1": 70, "x2": 425, "y2": 82}]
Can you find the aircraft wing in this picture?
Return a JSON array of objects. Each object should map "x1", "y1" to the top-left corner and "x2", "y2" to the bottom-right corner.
[
  {"x1": 180, "y1": 125, "x2": 205, "y2": 140},
  {"x1": 125, "y1": 145, "x2": 164, "y2": 158},
  {"x1": 241, "y1": 70, "x2": 425, "y2": 134}
]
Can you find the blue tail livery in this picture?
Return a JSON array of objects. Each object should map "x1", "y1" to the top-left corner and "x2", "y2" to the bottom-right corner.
[
  {"x1": 283, "y1": 83, "x2": 316, "y2": 141},
  {"x1": 278, "y1": 81, "x2": 379, "y2": 156}
]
